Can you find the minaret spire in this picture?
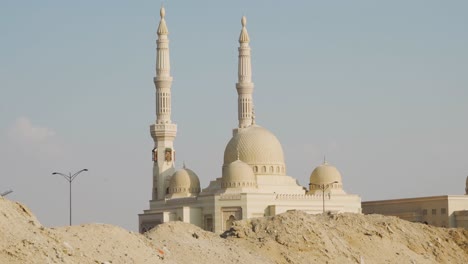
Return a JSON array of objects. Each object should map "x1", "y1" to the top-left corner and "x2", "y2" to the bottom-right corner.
[
  {"x1": 155, "y1": 6, "x2": 172, "y2": 124},
  {"x1": 150, "y1": 6, "x2": 177, "y2": 200},
  {"x1": 236, "y1": 16, "x2": 255, "y2": 128}
]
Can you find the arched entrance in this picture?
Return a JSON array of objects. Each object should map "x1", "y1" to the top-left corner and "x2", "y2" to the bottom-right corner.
[
  {"x1": 225, "y1": 215, "x2": 236, "y2": 229},
  {"x1": 221, "y1": 207, "x2": 242, "y2": 231}
]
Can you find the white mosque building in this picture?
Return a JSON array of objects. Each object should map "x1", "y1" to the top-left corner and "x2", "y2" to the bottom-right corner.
[{"x1": 138, "y1": 8, "x2": 361, "y2": 233}]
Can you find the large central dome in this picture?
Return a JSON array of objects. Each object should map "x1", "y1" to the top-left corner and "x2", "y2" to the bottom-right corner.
[{"x1": 223, "y1": 125, "x2": 286, "y2": 175}]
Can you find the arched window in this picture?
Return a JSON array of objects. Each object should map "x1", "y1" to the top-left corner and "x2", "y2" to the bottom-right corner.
[{"x1": 152, "y1": 148, "x2": 157, "y2": 162}]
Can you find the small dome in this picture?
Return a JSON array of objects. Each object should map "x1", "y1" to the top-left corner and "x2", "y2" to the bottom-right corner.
[
  {"x1": 222, "y1": 159, "x2": 256, "y2": 188},
  {"x1": 309, "y1": 162, "x2": 344, "y2": 193},
  {"x1": 168, "y1": 168, "x2": 200, "y2": 195},
  {"x1": 223, "y1": 125, "x2": 285, "y2": 175}
]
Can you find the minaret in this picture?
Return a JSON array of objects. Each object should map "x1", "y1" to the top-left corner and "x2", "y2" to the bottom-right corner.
[
  {"x1": 150, "y1": 6, "x2": 177, "y2": 200},
  {"x1": 465, "y1": 176, "x2": 468, "y2": 195},
  {"x1": 236, "y1": 16, "x2": 255, "y2": 129}
]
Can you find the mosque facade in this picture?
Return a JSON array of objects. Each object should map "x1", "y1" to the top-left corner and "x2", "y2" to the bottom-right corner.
[{"x1": 138, "y1": 8, "x2": 361, "y2": 233}]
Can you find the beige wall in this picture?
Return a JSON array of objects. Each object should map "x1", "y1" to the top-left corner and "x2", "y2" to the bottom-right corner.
[
  {"x1": 363, "y1": 195, "x2": 468, "y2": 228},
  {"x1": 454, "y1": 211, "x2": 468, "y2": 229},
  {"x1": 448, "y1": 197, "x2": 468, "y2": 227},
  {"x1": 140, "y1": 191, "x2": 361, "y2": 233}
]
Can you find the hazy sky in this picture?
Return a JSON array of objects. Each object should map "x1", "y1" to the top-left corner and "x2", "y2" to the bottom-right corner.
[{"x1": 1, "y1": 0, "x2": 467, "y2": 231}]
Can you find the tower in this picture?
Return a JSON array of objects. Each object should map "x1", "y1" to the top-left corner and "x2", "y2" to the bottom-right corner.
[
  {"x1": 236, "y1": 16, "x2": 255, "y2": 129},
  {"x1": 150, "y1": 7, "x2": 177, "y2": 200},
  {"x1": 465, "y1": 176, "x2": 468, "y2": 195}
]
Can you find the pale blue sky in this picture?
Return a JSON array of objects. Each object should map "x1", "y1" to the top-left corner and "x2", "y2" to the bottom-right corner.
[{"x1": 1, "y1": 1, "x2": 467, "y2": 231}]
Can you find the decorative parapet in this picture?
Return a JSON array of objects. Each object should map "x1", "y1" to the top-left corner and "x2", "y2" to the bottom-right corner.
[
  {"x1": 165, "y1": 197, "x2": 198, "y2": 205},
  {"x1": 275, "y1": 193, "x2": 327, "y2": 200},
  {"x1": 219, "y1": 193, "x2": 242, "y2": 200},
  {"x1": 150, "y1": 123, "x2": 177, "y2": 139},
  {"x1": 151, "y1": 123, "x2": 177, "y2": 131}
]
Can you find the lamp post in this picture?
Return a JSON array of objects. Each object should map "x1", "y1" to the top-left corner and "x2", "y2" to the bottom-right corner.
[
  {"x1": 320, "y1": 181, "x2": 338, "y2": 213},
  {"x1": 1, "y1": 189, "x2": 13, "y2": 197},
  {"x1": 53, "y1": 169, "x2": 88, "y2": 225}
]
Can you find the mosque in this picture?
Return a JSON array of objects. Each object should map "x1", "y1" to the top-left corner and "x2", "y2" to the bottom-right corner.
[{"x1": 138, "y1": 8, "x2": 361, "y2": 233}]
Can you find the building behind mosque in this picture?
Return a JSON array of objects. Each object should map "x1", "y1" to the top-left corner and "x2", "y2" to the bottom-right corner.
[
  {"x1": 362, "y1": 177, "x2": 468, "y2": 229},
  {"x1": 138, "y1": 8, "x2": 361, "y2": 233}
]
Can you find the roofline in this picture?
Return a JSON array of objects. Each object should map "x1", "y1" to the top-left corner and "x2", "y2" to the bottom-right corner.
[{"x1": 362, "y1": 195, "x2": 468, "y2": 205}]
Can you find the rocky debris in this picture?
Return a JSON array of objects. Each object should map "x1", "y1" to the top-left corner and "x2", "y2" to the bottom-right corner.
[
  {"x1": 224, "y1": 210, "x2": 468, "y2": 263},
  {"x1": 0, "y1": 197, "x2": 162, "y2": 264},
  {"x1": 145, "y1": 221, "x2": 270, "y2": 263},
  {"x1": 1, "y1": 197, "x2": 468, "y2": 264}
]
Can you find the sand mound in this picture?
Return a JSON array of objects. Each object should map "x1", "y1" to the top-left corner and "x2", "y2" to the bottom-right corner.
[
  {"x1": 224, "y1": 210, "x2": 468, "y2": 263},
  {"x1": 0, "y1": 197, "x2": 162, "y2": 264},
  {"x1": 145, "y1": 221, "x2": 270, "y2": 263},
  {"x1": 1, "y1": 197, "x2": 468, "y2": 264}
]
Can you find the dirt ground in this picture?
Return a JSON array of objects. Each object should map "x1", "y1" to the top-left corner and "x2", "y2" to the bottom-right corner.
[{"x1": 1, "y1": 197, "x2": 467, "y2": 263}]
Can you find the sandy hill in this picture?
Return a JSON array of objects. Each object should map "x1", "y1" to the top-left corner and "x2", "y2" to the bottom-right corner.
[{"x1": 1, "y1": 197, "x2": 467, "y2": 263}]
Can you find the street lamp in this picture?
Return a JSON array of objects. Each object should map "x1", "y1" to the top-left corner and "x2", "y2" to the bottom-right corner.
[
  {"x1": 320, "y1": 181, "x2": 338, "y2": 213},
  {"x1": 1, "y1": 189, "x2": 13, "y2": 197},
  {"x1": 53, "y1": 169, "x2": 88, "y2": 225}
]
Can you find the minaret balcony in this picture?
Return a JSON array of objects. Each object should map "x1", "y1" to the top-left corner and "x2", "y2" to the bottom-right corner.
[{"x1": 150, "y1": 123, "x2": 177, "y2": 139}]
